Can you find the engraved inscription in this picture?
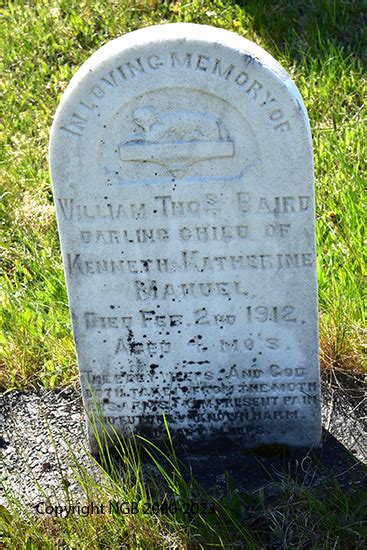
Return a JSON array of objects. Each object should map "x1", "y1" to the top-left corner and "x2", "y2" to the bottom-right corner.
[
  {"x1": 56, "y1": 193, "x2": 311, "y2": 222},
  {"x1": 65, "y1": 252, "x2": 314, "y2": 276},
  {"x1": 60, "y1": 51, "x2": 291, "y2": 138}
]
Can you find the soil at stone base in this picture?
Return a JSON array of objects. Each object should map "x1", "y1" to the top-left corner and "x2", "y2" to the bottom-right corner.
[{"x1": 0, "y1": 370, "x2": 365, "y2": 510}]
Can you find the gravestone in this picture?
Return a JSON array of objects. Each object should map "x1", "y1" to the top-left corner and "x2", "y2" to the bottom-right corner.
[{"x1": 49, "y1": 24, "x2": 321, "y2": 452}]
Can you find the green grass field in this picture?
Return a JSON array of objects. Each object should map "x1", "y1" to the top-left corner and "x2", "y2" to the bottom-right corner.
[
  {"x1": 1, "y1": 0, "x2": 366, "y2": 391},
  {"x1": 1, "y1": 1, "x2": 366, "y2": 547}
]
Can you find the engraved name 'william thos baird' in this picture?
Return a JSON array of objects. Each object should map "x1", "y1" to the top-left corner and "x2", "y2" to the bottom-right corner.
[{"x1": 50, "y1": 24, "x2": 321, "y2": 453}]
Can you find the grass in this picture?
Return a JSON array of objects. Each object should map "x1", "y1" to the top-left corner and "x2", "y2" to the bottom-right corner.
[
  {"x1": 1, "y1": 0, "x2": 366, "y2": 390},
  {"x1": 1, "y1": 409, "x2": 366, "y2": 548},
  {"x1": 0, "y1": 1, "x2": 366, "y2": 545}
]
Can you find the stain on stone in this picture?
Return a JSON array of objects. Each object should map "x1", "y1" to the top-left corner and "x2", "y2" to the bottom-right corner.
[{"x1": 126, "y1": 329, "x2": 143, "y2": 354}]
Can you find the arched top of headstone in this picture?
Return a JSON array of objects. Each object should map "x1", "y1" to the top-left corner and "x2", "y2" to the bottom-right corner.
[{"x1": 50, "y1": 23, "x2": 312, "y2": 188}]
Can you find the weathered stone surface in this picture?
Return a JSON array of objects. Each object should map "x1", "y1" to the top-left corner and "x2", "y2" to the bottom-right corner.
[{"x1": 49, "y1": 23, "x2": 321, "y2": 451}]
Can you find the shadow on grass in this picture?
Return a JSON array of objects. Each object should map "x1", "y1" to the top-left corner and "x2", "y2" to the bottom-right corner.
[
  {"x1": 91, "y1": 412, "x2": 367, "y2": 548},
  {"x1": 234, "y1": 0, "x2": 366, "y2": 61}
]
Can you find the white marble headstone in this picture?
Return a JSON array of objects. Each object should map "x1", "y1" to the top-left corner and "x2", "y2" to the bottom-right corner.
[{"x1": 50, "y1": 24, "x2": 321, "y2": 451}]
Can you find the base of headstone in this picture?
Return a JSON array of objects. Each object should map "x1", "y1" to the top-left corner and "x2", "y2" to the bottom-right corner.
[
  {"x1": 1, "y1": 372, "x2": 365, "y2": 508},
  {"x1": 90, "y1": 430, "x2": 365, "y2": 499},
  {"x1": 87, "y1": 420, "x2": 322, "y2": 458}
]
